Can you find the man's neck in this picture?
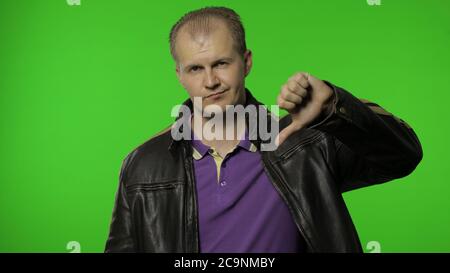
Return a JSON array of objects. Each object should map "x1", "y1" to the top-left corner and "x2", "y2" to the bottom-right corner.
[{"x1": 192, "y1": 114, "x2": 246, "y2": 158}]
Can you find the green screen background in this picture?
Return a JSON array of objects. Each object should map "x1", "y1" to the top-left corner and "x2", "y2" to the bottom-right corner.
[{"x1": 0, "y1": 0, "x2": 448, "y2": 252}]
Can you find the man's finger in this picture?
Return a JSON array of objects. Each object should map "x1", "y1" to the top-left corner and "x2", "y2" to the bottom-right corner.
[
  {"x1": 277, "y1": 96, "x2": 297, "y2": 111},
  {"x1": 281, "y1": 87, "x2": 304, "y2": 104},
  {"x1": 305, "y1": 73, "x2": 322, "y2": 89},
  {"x1": 287, "y1": 80, "x2": 308, "y2": 97},
  {"x1": 293, "y1": 73, "x2": 310, "y2": 89}
]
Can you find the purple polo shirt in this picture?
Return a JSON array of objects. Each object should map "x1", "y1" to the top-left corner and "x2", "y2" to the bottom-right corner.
[{"x1": 191, "y1": 132, "x2": 305, "y2": 253}]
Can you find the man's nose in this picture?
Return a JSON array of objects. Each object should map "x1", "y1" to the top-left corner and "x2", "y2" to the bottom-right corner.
[{"x1": 204, "y1": 69, "x2": 220, "y2": 90}]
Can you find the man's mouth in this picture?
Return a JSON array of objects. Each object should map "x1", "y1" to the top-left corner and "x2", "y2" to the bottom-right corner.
[{"x1": 205, "y1": 89, "x2": 228, "y2": 99}]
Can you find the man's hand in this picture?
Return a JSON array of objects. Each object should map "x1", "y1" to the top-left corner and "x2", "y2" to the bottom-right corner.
[{"x1": 276, "y1": 72, "x2": 334, "y2": 146}]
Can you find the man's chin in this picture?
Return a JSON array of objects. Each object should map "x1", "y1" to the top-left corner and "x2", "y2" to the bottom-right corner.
[
  {"x1": 203, "y1": 98, "x2": 233, "y2": 111},
  {"x1": 202, "y1": 103, "x2": 227, "y2": 117}
]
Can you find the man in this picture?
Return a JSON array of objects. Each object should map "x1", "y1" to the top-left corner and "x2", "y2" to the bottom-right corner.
[{"x1": 105, "y1": 7, "x2": 422, "y2": 253}]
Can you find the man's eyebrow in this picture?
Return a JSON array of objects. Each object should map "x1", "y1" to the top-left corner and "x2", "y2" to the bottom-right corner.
[
  {"x1": 212, "y1": 57, "x2": 233, "y2": 65},
  {"x1": 184, "y1": 57, "x2": 234, "y2": 71},
  {"x1": 184, "y1": 63, "x2": 202, "y2": 71}
]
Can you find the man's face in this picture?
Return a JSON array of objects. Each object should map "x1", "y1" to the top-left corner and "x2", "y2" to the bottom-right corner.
[{"x1": 175, "y1": 19, "x2": 252, "y2": 114}]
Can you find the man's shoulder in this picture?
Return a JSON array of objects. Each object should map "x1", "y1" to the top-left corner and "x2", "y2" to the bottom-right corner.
[{"x1": 120, "y1": 124, "x2": 176, "y2": 171}]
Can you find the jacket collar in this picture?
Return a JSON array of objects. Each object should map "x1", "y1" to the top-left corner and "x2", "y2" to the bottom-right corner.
[
  {"x1": 168, "y1": 88, "x2": 278, "y2": 153},
  {"x1": 191, "y1": 129, "x2": 258, "y2": 160}
]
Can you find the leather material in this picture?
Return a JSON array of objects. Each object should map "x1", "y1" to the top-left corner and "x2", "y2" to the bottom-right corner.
[{"x1": 105, "y1": 82, "x2": 422, "y2": 253}]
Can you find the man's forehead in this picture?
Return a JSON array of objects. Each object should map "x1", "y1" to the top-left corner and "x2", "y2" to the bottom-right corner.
[
  {"x1": 176, "y1": 31, "x2": 212, "y2": 53},
  {"x1": 175, "y1": 19, "x2": 236, "y2": 62}
]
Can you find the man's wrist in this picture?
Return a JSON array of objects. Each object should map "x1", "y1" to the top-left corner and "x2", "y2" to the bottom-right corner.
[{"x1": 321, "y1": 89, "x2": 337, "y2": 116}]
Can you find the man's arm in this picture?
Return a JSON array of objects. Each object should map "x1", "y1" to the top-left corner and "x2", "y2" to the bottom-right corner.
[
  {"x1": 276, "y1": 72, "x2": 422, "y2": 192},
  {"x1": 104, "y1": 156, "x2": 136, "y2": 252},
  {"x1": 311, "y1": 82, "x2": 423, "y2": 192}
]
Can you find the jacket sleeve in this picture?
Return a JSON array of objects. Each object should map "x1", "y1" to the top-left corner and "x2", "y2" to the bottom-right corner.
[
  {"x1": 104, "y1": 154, "x2": 136, "y2": 252},
  {"x1": 310, "y1": 81, "x2": 423, "y2": 192}
]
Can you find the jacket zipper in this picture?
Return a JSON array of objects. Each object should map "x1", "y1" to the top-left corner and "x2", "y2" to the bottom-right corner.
[
  {"x1": 184, "y1": 146, "x2": 200, "y2": 253},
  {"x1": 261, "y1": 152, "x2": 316, "y2": 252}
]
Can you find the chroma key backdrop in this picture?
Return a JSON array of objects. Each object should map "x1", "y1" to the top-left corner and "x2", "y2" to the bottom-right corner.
[{"x1": 0, "y1": 0, "x2": 449, "y2": 252}]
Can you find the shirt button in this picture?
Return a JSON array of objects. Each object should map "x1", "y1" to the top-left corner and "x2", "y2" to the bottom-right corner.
[{"x1": 220, "y1": 181, "x2": 227, "y2": 187}]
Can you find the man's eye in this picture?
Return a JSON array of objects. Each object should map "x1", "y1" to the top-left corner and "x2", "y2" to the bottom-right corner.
[
  {"x1": 190, "y1": 66, "x2": 201, "y2": 72},
  {"x1": 217, "y1": 62, "x2": 227, "y2": 66}
]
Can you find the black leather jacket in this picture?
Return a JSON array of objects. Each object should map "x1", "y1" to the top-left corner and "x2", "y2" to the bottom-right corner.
[{"x1": 105, "y1": 82, "x2": 422, "y2": 253}]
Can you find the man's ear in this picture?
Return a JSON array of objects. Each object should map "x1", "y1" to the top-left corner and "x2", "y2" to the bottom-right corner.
[
  {"x1": 176, "y1": 65, "x2": 181, "y2": 80},
  {"x1": 244, "y1": 50, "x2": 253, "y2": 77},
  {"x1": 176, "y1": 65, "x2": 187, "y2": 89}
]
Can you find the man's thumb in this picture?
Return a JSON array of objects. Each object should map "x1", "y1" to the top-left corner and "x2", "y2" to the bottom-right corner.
[
  {"x1": 276, "y1": 123, "x2": 300, "y2": 147},
  {"x1": 306, "y1": 73, "x2": 323, "y2": 89}
]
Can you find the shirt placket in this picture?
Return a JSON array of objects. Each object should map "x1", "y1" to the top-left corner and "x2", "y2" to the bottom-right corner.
[{"x1": 208, "y1": 148, "x2": 229, "y2": 204}]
